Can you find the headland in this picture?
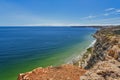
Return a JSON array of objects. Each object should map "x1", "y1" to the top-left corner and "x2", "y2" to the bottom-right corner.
[{"x1": 18, "y1": 26, "x2": 120, "y2": 80}]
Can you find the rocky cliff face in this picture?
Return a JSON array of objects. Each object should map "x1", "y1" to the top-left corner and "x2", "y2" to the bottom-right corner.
[
  {"x1": 83, "y1": 27, "x2": 120, "y2": 69},
  {"x1": 18, "y1": 27, "x2": 120, "y2": 80},
  {"x1": 80, "y1": 27, "x2": 120, "y2": 80}
]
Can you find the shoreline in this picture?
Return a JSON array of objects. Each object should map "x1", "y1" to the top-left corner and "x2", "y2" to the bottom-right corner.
[
  {"x1": 18, "y1": 26, "x2": 120, "y2": 80},
  {"x1": 67, "y1": 39, "x2": 96, "y2": 65}
]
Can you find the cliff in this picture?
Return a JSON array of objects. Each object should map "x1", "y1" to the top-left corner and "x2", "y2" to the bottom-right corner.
[
  {"x1": 80, "y1": 27, "x2": 120, "y2": 80},
  {"x1": 18, "y1": 27, "x2": 120, "y2": 80}
]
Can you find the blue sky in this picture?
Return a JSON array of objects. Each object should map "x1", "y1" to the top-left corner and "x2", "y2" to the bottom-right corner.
[{"x1": 0, "y1": 0, "x2": 120, "y2": 26}]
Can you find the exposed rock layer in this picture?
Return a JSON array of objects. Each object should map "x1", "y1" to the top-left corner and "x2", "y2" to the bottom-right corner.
[{"x1": 80, "y1": 27, "x2": 120, "y2": 80}]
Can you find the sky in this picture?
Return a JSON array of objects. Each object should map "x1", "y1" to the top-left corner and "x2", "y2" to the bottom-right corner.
[{"x1": 0, "y1": 0, "x2": 120, "y2": 26}]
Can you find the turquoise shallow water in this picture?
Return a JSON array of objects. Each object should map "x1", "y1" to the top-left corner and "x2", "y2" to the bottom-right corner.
[{"x1": 0, "y1": 27, "x2": 97, "y2": 80}]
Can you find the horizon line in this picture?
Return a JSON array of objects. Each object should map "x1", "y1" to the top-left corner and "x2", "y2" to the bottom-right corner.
[{"x1": 0, "y1": 24, "x2": 120, "y2": 27}]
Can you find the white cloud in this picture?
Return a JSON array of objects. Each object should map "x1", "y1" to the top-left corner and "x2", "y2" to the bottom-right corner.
[
  {"x1": 81, "y1": 15, "x2": 96, "y2": 19},
  {"x1": 116, "y1": 9, "x2": 120, "y2": 13},
  {"x1": 105, "y1": 8, "x2": 115, "y2": 11},
  {"x1": 103, "y1": 13, "x2": 109, "y2": 16},
  {"x1": 86, "y1": 15, "x2": 96, "y2": 19},
  {"x1": 103, "y1": 8, "x2": 120, "y2": 16}
]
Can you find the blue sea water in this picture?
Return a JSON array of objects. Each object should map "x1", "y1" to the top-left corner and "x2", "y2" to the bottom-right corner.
[{"x1": 0, "y1": 27, "x2": 97, "y2": 80}]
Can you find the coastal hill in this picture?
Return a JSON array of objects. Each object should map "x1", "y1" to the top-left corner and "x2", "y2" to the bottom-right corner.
[
  {"x1": 18, "y1": 26, "x2": 120, "y2": 80},
  {"x1": 71, "y1": 26, "x2": 103, "y2": 28},
  {"x1": 71, "y1": 25, "x2": 120, "y2": 29}
]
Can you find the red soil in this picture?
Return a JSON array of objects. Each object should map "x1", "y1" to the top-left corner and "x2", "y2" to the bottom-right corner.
[{"x1": 18, "y1": 64, "x2": 86, "y2": 80}]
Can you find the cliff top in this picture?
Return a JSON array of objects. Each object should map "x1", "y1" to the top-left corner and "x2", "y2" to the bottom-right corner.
[{"x1": 18, "y1": 64, "x2": 86, "y2": 80}]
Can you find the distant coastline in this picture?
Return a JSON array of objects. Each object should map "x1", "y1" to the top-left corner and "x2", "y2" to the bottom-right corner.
[
  {"x1": 71, "y1": 26, "x2": 103, "y2": 29},
  {"x1": 71, "y1": 25, "x2": 120, "y2": 29}
]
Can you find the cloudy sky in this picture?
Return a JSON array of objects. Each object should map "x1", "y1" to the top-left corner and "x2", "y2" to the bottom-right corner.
[{"x1": 0, "y1": 0, "x2": 120, "y2": 26}]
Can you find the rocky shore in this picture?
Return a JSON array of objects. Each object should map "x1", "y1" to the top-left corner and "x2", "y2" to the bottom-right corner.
[{"x1": 18, "y1": 27, "x2": 120, "y2": 80}]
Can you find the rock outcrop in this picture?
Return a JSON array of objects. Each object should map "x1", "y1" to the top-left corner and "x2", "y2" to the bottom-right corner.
[
  {"x1": 18, "y1": 27, "x2": 120, "y2": 80},
  {"x1": 18, "y1": 64, "x2": 86, "y2": 80},
  {"x1": 80, "y1": 56, "x2": 120, "y2": 80}
]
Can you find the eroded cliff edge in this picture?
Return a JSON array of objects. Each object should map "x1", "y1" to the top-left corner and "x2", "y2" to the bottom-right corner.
[
  {"x1": 79, "y1": 27, "x2": 120, "y2": 80},
  {"x1": 18, "y1": 27, "x2": 120, "y2": 80}
]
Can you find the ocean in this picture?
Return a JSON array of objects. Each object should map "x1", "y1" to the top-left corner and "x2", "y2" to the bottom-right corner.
[{"x1": 0, "y1": 27, "x2": 97, "y2": 80}]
